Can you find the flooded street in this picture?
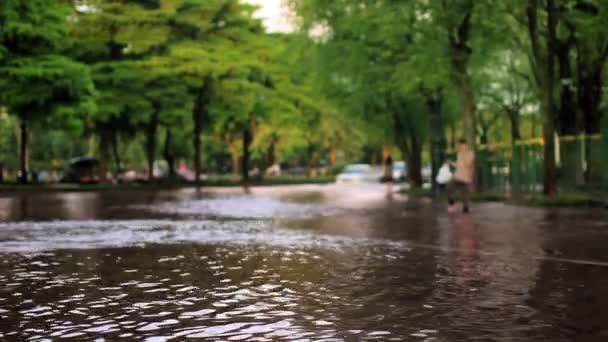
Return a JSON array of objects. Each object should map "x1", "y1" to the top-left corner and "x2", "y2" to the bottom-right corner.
[{"x1": 1, "y1": 185, "x2": 608, "y2": 341}]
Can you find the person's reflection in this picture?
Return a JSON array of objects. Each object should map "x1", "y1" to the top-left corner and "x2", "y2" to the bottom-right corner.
[
  {"x1": 19, "y1": 195, "x2": 29, "y2": 221},
  {"x1": 385, "y1": 181, "x2": 394, "y2": 200},
  {"x1": 449, "y1": 213, "x2": 480, "y2": 285},
  {"x1": 0, "y1": 198, "x2": 9, "y2": 222},
  {"x1": 61, "y1": 193, "x2": 100, "y2": 220},
  {"x1": 2, "y1": 196, "x2": 28, "y2": 221}
]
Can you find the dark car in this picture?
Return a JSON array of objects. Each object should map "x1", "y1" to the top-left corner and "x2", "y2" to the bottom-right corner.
[{"x1": 61, "y1": 157, "x2": 99, "y2": 184}]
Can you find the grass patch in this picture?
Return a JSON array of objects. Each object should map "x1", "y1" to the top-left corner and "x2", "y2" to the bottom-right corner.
[
  {"x1": 508, "y1": 193, "x2": 606, "y2": 208},
  {"x1": 399, "y1": 187, "x2": 433, "y2": 198},
  {"x1": 400, "y1": 187, "x2": 605, "y2": 208},
  {"x1": 472, "y1": 192, "x2": 508, "y2": 202}
]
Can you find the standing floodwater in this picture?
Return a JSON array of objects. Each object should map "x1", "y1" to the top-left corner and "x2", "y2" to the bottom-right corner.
[{"x1": 1, "y1": 185, "x2": 608, "y2": 341}]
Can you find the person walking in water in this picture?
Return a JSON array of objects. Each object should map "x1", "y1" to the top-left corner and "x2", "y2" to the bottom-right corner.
[{"x1": 448, "y1": 139, "x2": 475, "y2": 213}]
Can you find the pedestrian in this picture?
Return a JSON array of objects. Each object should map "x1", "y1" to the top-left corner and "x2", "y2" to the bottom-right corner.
[{"x1": 447, "y1": 139, "x2": 475, "y2": 213}]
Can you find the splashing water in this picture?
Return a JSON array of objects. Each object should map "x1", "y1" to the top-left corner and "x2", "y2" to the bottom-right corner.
[
  {"x1": 0, "y1": 220, "x2": 408, "y2": 254},
  {"x1": 146, "y1": 195, "x2": 342, "y2": 219}
]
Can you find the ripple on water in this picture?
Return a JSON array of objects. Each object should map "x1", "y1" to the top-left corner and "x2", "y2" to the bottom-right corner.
[
  {"x1": 147, "y1": 195, "x2": 342, "y2": 219},
  {"x1": 0, "y1": 241, "x2": 425, "y2": 340},
  {"x1": 179, "y1": 309, "x2": 216, "y2": 318},
  {"x1": 0, "y1": 220, "x2": 408, "y2": 253},
  {"x1": 0, "y1": 189, "x2": 574, "y2": 342}
]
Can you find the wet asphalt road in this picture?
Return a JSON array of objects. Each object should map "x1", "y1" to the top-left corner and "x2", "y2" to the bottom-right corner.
[{"x1": 0, "y1": 184, "x2": 607, "y2": 341}]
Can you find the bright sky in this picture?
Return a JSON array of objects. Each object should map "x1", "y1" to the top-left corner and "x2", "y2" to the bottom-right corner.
[{"x1": 244, "y1": 0, "x2": 293, "y2": 32}]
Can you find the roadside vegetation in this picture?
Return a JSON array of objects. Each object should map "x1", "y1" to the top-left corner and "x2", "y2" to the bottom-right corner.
[{"x1": 1, "y1": 0, "x2": 607, "y2": 203}]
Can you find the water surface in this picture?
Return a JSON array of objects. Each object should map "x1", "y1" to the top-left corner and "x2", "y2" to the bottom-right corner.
[{"x1": 1, "y1": 185, "x2": 607, "y2": 341}]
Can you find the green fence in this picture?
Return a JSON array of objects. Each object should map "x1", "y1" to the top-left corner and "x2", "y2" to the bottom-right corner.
[
  {"x1": 476, "y1": 146, "x2": 511, "y2": 194},
  {"x1": 469, "y1": 133, "x2": 608, "y2": 195},
  {"x1": 511, "y1": 140, "x2": 544, "y2": 194}
]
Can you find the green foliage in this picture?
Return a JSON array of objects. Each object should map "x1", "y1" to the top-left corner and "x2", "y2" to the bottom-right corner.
[
  {"x1": 1, "y1": 0, "x2": 607, "y2": 189},
  {"x1": 0, "y1": 1, "x2": 95, "y2": 123},
  {"x1": 0, "y1": 0, "x2": 96, "y2": 183},
  {"x1": 1, "y1": 55, "x2": 95, "y2": 120},
  {"x1": 0, "y1": 111, "x2": 18, "y2": 169},
  {"x1": 0, "y1": 0, "x2": 70, "y2": 58},
  {"x1": 288, "y1": 0, "x2": 438, "y2": 162}
]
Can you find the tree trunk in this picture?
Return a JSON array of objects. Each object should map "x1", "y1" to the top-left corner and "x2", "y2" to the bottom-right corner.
[
  {"x1": 480, "y1": 129, "x2": 489, "y2": 145},
  {"x1": 407, "y1": 136, "x2": 423, "y2": 188},
  {"x1": 228, "y1": 139, "x2": 240, "y2": 175},
  {"x1": 556, "y1": 39, "x2": 578, "y2": 136},
  {"x1": 450, "y1": 120, "x2": 456, "y2": 149},
  {"x1": 273, "y1": 138, "x2": 281, "y2": 165},
  {"x1": 543, "y1": 0, "x2": 558, "y2": 196},
  {"x1": 308, "y1": 151, "x2": 319, "y2": 177},
  {"x1": 146, "y1": 110, "x2": 159, "y2": 182},
  {"x1": 579, "y1": 65, "x2": 604, "y2": 135},
  {"x1": 99, "y1": 128, "x2": 112, "y2": 184},
  {"x1": 507, "y1": 109, "x2": 522, "y2": 142},
  {"x1": 447, "y1": 8, "x2": 478, "y2": 192},
  {"x1": 426, "y1": 89, "x2": 445, "y2": 196},
  {"x1": 557, "y1": 40, "x2": 584, "y2": 189},
  {"x1": 578, "y1": 63, "x2": 604, "y2": 183},
  {"x1": 451, "y1": 68, "x2": 477, "y2": 150},
  {"x1": 163, "y1": 129, "x2": 176, "y2": 178},
  {"x1": 112, "y1": 131, "x2": 121, "y2": 172},
  {"x1": 447, "y1": 6, "x2": 477, "y2": 151},
  {"x1": 192, "y1": 77, "x2": 213, "y2": 184},
  {"x1": 527, "y1": 0, "x2": 558, "y2": 196},
  {"x1": 306, "y1": 142, "x2": 319, "y2": 177},
  {"x1": 192, "y1": 90, "x2": 203, "y2": 184},
  {"x1": 242, "y1": 128, "x2": 252, "y2": 184},
  {"x1": 19, "y1": 115, "x2": 29, "y2": 184},
  {"x1": 541, "y1": 101, "x2": 558, "y2": 196}
]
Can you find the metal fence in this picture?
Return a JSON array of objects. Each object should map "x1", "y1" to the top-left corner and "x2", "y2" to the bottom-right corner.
[{"x1": 453, "y1": 133, "x2": 608, "y2": 195}]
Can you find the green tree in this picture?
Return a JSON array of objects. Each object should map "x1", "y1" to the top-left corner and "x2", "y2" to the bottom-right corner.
[
  {"x1": 149, "y1": 0, "x2": 266, "y2": 183},
  {"x1": 0, "y1": 0, "x2": 95, "y2": 184},
  {"x1": 69, "y1": 0, "x2": 170, "y2": 182},
  {"x1": 289, "y1": 0, "x2": 441, "y2": 186},
  {"x1": 140, "y1": 71, "x2": 191, "y2": 181},
  {"x1": 430, "y1": 0, "x2": 478, "y2": 150},
  {"x1": 500, "y1": 0, "x2": 608, "y2": 194},
  {"x1": 476, "y1": 51, "x2": 536, "y2": 143},
  {"x1": 248, "y1": 34, "x2": 355, "y2": 177},
  {"x1": 0, "y1": 109, "x2": 18, "y2": 181},
  {"x1": 522, "y1": 0, "x2": 564, "y2": 195}
]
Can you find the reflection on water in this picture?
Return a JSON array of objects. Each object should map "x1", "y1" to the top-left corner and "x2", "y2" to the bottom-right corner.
[
  {"x1": 147, "y1": 195, "x2": 342, "y2": 219},
  {"x1": 1, "y1": 244, "x2": 423, "y2": 340},
  {"x1": 0, "y1": 220, "x2": 408, "y2": 254},
  {"x1": 0, "y1": 242, "x2": 554, "y2": 341},
  {"x1": 1, "y1": 185, "x2": 608, "y2": 341}
]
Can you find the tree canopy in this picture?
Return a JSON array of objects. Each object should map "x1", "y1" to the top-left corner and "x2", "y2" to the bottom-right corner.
[{"x1": 0, "y1": 0, "x2": 607, "y2": 195}]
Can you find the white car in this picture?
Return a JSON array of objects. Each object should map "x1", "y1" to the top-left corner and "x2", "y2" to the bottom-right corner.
[
  {"x1": 336, "y1": 164, "x2": 381, "y2": 183},
  {"x1": 393, "y1": 161, "x2": 406, "y2": 181}
]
